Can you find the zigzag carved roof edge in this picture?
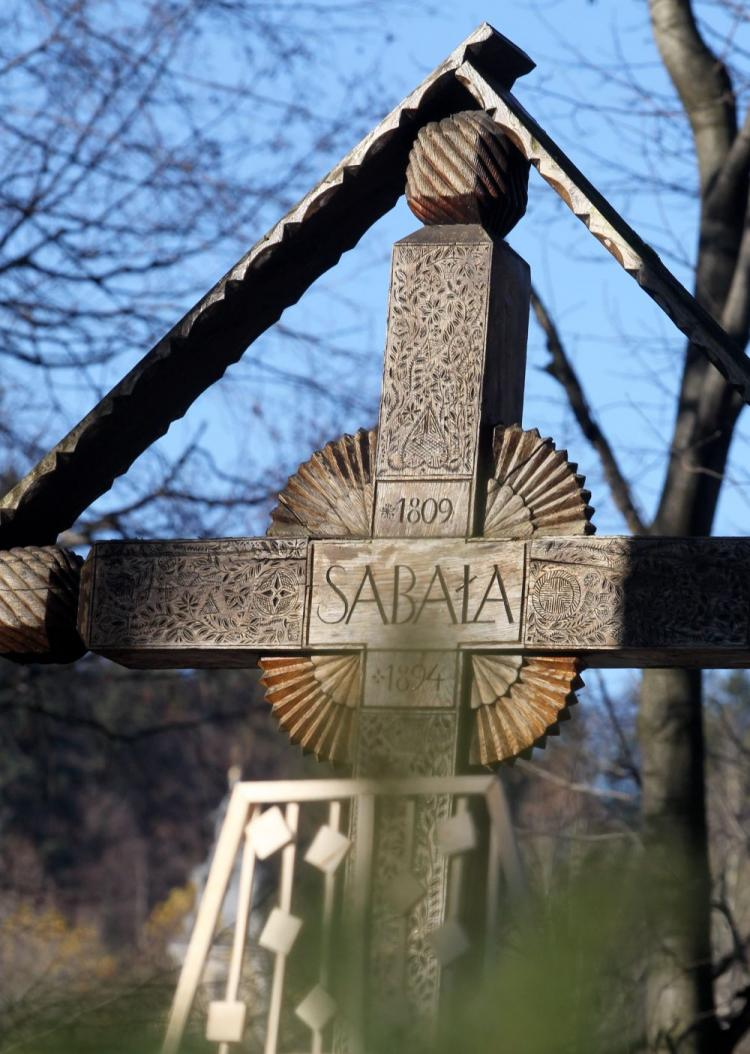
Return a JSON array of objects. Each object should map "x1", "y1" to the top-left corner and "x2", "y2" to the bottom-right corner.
[{"x1": 1, "y1": 24, "x2": 746, "y2": 547}]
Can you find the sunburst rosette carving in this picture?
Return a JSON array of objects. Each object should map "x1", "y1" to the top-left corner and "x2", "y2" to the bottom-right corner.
[
  {"x1": 259, "y1": 654, "x2": 361, "y2": 764},
  {"x1": 484, "y1": 424, "x2": 594, "y2": 538},
  {"x1": 267, "y1": 429, "x2": 375, "y2": 538},
  {"x1": 470, "y1": 654, "x2": 584, "y2": 765}
]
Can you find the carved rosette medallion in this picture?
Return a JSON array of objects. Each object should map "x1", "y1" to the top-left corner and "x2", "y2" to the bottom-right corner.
[
  {"x1": 258, "y1": 654, "x2": 360, "y2": 763},
  {"x1": 484, "y1": 424, "x2": 594, "y2": 538},
  {"x1": 525, "y1": 537, "x2": 629, "y2": 649},
  {"x1": 470, "y1": 654, "x2": 582, "y2": 765}
]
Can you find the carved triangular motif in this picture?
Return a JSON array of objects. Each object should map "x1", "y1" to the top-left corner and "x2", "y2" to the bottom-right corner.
[{"x1": 402, "y1": 406, "x2": 450, "y2": 470}]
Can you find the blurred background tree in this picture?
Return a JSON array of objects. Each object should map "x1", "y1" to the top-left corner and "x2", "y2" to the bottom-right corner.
[{"x1": 530, "y1": 3, "x2": 750, "y2": 1049}]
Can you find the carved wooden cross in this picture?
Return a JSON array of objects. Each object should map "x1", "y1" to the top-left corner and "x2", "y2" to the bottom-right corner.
[{"x1": 76, "y1": 112, "x2": 750, "y2": 1045}]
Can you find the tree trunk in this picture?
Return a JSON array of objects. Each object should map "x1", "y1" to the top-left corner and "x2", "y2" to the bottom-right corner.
[
  {"x1": 639, "y1": 668, "x2": 717, "y2": 1052},
  {"x1": 538, "y1": 5, "x2": 750, "y2": 1046},
  {"x1": 639, "y1": 5, "x2": 750, "y2": 1049}
]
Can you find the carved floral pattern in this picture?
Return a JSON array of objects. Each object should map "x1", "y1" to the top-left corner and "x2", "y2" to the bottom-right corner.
[
  {"x1": 356, "y1": 711, "x2": 457, "y2": 779},
  {"x1": 376, "y1": 242, "x2": 489, "y2": 477},
  {"x1": 87, "y1": 539, "x2": 306, "y2": 649},
  {"x1": 526, "y1": 538, "x2": 750, "y2": 649},
  {"x1": 369, "y1": 796, "x2": 411, "y2": 1026},
  {"x1": 360, "y1": 711, "x2": 456, "y2": 1033},
  {"x1": 406, "y1": 792, "x2": 451, "y2": 1019}
]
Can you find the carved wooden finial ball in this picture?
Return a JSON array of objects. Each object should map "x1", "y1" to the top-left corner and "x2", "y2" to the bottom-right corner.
[{"x1": 405, "y1": 111, "x2": 529, "y2": 237}]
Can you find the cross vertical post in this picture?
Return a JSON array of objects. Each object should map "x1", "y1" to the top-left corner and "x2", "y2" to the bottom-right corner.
[{"x1": 335, "y1": 113, "x2": 532, "y2": 1045}]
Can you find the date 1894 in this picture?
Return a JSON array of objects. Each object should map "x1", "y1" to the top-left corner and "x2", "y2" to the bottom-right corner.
[{"x1": 364, "y1": 650, "x2": 456, "y2": 709}]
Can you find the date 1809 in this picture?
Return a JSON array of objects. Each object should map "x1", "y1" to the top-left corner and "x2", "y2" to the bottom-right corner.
[{"x1": 395, "y1": 496, "x2": 453, "y2": 525}]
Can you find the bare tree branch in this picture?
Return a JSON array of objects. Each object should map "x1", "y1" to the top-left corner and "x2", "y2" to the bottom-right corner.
[
  {"x1": 593, "y1": 670, "x2": 642, "y2": 788},
  {"x1": 0, "y1": 699, "x2": 253, "y2": 742},
  {"x1": 708, "y1": 108, "x2": 750, "y2": 216},
  {"x1": 530, "y1": 285, "x2": 646, "y2": 535},
  {"x1": 514, "y1": 758, "x2": 637, "y2": 803},
  {"x1": 719, "y1": 984, "x2": 750, "y2": 1053},
  {"x1": 721, "y1": 186, "x2": 750, "y2": 341}
]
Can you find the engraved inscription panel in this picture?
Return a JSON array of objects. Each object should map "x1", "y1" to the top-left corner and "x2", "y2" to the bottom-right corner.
[
  {"x1": 308, "y1": 539, "x2": 524, "y2": 649},
  {"x1": 84, "y1": 538, "x2": 307, "y2": 650},
  {"x1": 372, "y1": 480, "x2": 472, "y2": 538},
  {"x1": 364, "y1": 650, "x2": 457, "y2": 708},
  {"x1": 376, "y1": 241, "x2": 490, "y2": 480},
  {"x1": 525, "y1": 537, "x2": 750, "y2": 650}
]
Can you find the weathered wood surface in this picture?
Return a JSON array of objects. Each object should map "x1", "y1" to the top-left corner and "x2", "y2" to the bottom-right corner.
[
  {"x1": 0, "y1": 546, "x2": 84, "y2": 663},
  {"x1": 268, "y1": 429, "x2": 376, "y2": 540},
  {"x1": 0, "y1": 25, "x2": 532, "y2": 549},
  {"x1": 309, "y1": 539, "x2": 525, "y2": 648},
  {"x1": 405, "y1": 111, "x2": 529, "y2": 234},
  {"x1": 363, "y1": 649, "x2": 457, "y2": 709},
  {"x1": 373, "y1": 226, "x2": 529, "y2": 538},
  {"x1": 79, "y1": 536, "x2": 750, "y2": 668},
  {"x1": 524, "y1": 537, "x2": 750, "y2": 665},
  {"x1": 78, "y1": 538, "x2": 307, "y2": 666}
]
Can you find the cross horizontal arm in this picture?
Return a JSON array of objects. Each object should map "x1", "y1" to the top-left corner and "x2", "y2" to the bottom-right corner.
[
  {"x1": 78, "y1": 535, "x2": 750, "y2": 669},
  {"x1": 78, "y1": 537, "x2": 309, "y2": 667}
]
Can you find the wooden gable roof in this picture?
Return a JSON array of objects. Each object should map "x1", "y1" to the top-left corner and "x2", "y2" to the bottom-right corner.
[{"x1": 0, "y1": 23, "x2": 744, "y2": 547}]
